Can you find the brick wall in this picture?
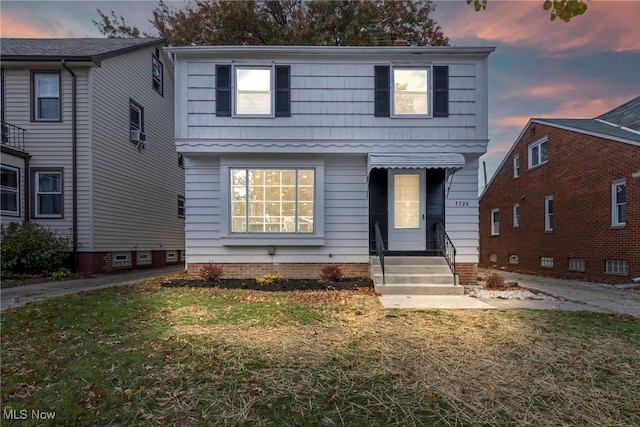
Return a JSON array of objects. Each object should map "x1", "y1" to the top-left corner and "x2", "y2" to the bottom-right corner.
[
  {"x1": 77, "y1": 250, "x2": 184, "y2": 274},
  {"x1": 186, "y1": 262, "x2": 369, "y2": 280},
  {"x1": 479, "y1": 123, "x2": 639, "y2": 284},
  {"x1": 455, "y1": 262, "x2": 478, "y2": 285}
]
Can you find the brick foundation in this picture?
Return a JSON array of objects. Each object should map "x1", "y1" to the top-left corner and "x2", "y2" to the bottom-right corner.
[
  {"x1": 455, "y1": 262, "x2": 478, "y2": 285},
  {"x1": 186, "y1": 262, "x2": 369, "y2": 280},
  {"x1": 77, "y1": 250, "x2": 183, "y2": 274}
]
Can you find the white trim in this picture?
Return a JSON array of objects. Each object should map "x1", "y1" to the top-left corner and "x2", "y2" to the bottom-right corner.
[
  {"x1": 233, "y1": 65, "x2": 274, "y2": 117},
  {"x1": 219, "y1": 156, "x2": 325, "y2": 246},
  {"x1": 533, "y1": 118, "x2": 640, "y2": 147},
  {"x1": 113, "y1": 251, "x2": 132, "y2": 267},
  {"x1": 513, "y1": 154, "x2": 520, "y2": 178},
  {"x1": 0, "y1": 164, "x2": 20, "y2": 216},
  {"x1": 137, "y1": 251, "x2": 152, "y2": 265},
  {"x1": 367, "y1": 153, "x2": 465, "y2": 173},
  {"x1": 166, "y1": 250, "x2": 178, "y2": 262},
  {"x1": 544, "y1": 196, "x2": 554, "y2": 232},
  {"x1": 391, "y1": 66, "x2": 430, "y2": 118},
  {"x1": 34, "y1": 170, "x2": 63, "y2": 218},
  {"x1": 605, "y1": 259, "x2": 628, "y2": 276},
  {"x1": 540, "y1": 256, "x2": 554, "y2": 269},
  {"x1": 528, "y1": 136, "x2": 549, "y2": 169},
  {"x1": 611, "y1": 178, "x2": 626, "y2": 227},
  {"x1": 513, "y1": 203, "x2": 519, "y2": 228},
  {"x1": 490, "y1": 208, "x2": 499, "y2": 236}
]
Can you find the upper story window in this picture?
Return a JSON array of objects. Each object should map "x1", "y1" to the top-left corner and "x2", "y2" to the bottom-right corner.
[
  {"x1": 152, "y1": 53, "x2": 164, "y2": 95},
  {"x1": 544, "y1": 196, "x2": 554, "y2": 232},
  {"x1": 32, "y1": 71, "x2": 60, "y2": 121},
  {"x1": 490, "y1": 208, "x2": 499, "y2": 236},
  {"x1": 528, "y1": 137, "x2": 548, "y2": 168},
  {"x1": 235, "y1": 67, "x2": 272, "y2": 116},
  {"x1": 393, "y1": 68, "x2": 428, "y2": 116},
  {"x1": 178, "y1": 195, "x2": 185, "y2": 218},
  {"x1": 612, "y1": 179, "x2": 626, "y2": 227},
  {"x1": 375, "y1": 65, "x2": 448, "y2": 118},
  {"x1": 34, "y1": 170, "x2": 62, "y2": 218},
  {"x1": 216, "y1": 65, "x2": 290, "y2": 118},
  {"x1": 513, "y1": 204, "x2": 520, "y2": 228},
  {"x1": 1, "y1": 165, "x2": 19, "y2": 216},
  {"x1": 513, "y1": 154, "x2": 520, "y2": 178},
  {"x1": 129, "y1": 100, "x2": 145, "y2": 144}
]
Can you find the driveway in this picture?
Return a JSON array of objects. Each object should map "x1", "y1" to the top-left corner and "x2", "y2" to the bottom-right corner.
[{"x1": 478, "y1": 268, "x2": 640, "y2": 318}]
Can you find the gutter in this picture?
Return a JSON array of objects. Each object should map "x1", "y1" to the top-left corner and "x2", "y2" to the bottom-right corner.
[{"x1": 61, "y1": 60, "x2": 78, "y2": 271}]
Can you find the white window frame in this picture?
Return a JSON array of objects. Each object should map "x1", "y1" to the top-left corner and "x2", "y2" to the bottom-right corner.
[
  {"x1": 34, "y1": 170, "x2": 63, "y2": 218},
  {"x1": 513, "y1": 154, "x2": 520, "y2": 178},
  {"x1": 490, "y1": 208, "x2": 499, "y2": 236},
  {"x1": 568, "y1": 258, "x2": 585, "y2": 272},
  {"x1": 137, "y1": 251, "x2": 152, "y2": 266},
  {"x1": 540, "y1": 256, "x2": 554, "y2": 268},
  {"x1": 113, "y1": 251, "x2": 132, "y2": 268},
  {"x1": 544, "y1": 196, "x2": 553, "y2": 232},
  {"x1": 130, "y1": 100, "x2": 143, "y2": 132},
  {"x1": 166, "y1": 250, "x2": 178, "y2": 262},
  {"x1": 234, "y1": 66, "x2": 274, "y2": 117},
  {"x1": 391, "y1": 66, "x2": 430, "y2": 117},
  {"x1": 33, "y1": 71, "x2": 60, "y2": 121},
  {"x1": 605, "y1": 260, "x2": 628, "y2": 276},
  {"x1": 611, "y1": 179, "x2": 626, "y2": 227},
  {"x1": 1, "y1": 165, "x2": 20, "y2": 216},
  {"x1": 528, "y1": 136, "x2": 549, "y2": 169},
  {"x1": 220, "y1": 157, "x2": 324, "y2": 246},
  {"x1": 152, "y1": 54, "x2": 163, "y2": 96},
  {"x1": 178, "y1": 195, "x2": 185, "y2": 218},
  {"x1": 513, "y1": 204, "x2": 520, "y2": 228}
]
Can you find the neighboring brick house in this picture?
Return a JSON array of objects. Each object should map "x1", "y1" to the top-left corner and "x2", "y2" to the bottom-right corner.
[
  {"x1": 1, "y1": 39, "x2": 185, "y2": 273},
  {"x1": 479, "y1": 96, "x2": 640, "y2": 284}
]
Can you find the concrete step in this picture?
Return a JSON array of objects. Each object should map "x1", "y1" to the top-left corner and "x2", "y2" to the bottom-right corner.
[
  {"x1": 373, "y1": 256, "x2": 449, "y2": 266},
  {"x1": 374, "y1": 273, "x2": 454, "y2": 285},
  {"x1": 371, "y1": 264, "x2": 452, "y2": 275},
  {"x1": 374, "y1": 283, "x2": 464, "y2": 296}
]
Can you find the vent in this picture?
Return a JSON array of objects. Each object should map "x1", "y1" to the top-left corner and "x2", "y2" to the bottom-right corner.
[{"x1": 130, "y1": 130, "x2": 146, "y2": 142}]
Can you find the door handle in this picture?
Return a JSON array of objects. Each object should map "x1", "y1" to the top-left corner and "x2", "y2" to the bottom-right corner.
[{"x1": 422, "y1": 214, "x2": 425, "y2": 220}]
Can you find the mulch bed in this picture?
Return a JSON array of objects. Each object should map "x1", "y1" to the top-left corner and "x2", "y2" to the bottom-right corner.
[{"x1": 161, "y1": 278, "x2": 374, "y2": 292}]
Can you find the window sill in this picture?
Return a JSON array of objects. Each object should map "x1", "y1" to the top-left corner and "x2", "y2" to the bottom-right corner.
[
  {"x1": 221, "y1": 235, "x2": 324, "y2": 246},
  {"x1": 527, "y1": 161, "x2": 548, "y2": 171},
  {"x1": 610, "y1": 225, "x2": 626, "y2": 230},
  {"x1": 490, "y1": 233, "x2": 499, "y2": 237},
  {"x1": 1, "y1": 212, "x2": 20, "y2": 217}
]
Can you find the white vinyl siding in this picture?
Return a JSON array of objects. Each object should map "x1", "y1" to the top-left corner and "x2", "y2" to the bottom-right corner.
[
  {"x1": 90, "y1": 47, "x2": 183, "y2": 252},
  {"x1": 185, "y1": 154, "x2": 367, "y2": 264},
  {"x1": 177, "y1": 58, "x2": 489, "y2": 147}
]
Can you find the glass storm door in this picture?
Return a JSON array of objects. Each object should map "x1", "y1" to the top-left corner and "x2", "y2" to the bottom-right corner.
[{"x1": 388, "y1": 170, "x2": 426, "y2": 251}]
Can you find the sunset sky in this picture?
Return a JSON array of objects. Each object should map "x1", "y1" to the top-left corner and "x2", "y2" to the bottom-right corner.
[{"x1": 2, "y1": 0, "x2": 639, "y2": 190}]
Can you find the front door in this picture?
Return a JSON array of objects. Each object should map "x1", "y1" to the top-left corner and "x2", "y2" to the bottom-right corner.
[{"x1": 388, "y1": 169, "x2": 426, "y2": 251}]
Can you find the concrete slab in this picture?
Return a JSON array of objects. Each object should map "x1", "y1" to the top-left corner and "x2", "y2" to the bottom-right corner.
[{"x1": 379, "y1": 294, "x2": 495, "y2": 309}]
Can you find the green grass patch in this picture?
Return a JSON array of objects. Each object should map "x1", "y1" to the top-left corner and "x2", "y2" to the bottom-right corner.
[{"x1": 1, "y1": 280, "x2": 639, "y2": 426}]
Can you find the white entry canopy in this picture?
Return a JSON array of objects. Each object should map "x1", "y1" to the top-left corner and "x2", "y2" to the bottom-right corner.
[{"x1": 367, "y1": 153, "x2": 466, "y2": 174}]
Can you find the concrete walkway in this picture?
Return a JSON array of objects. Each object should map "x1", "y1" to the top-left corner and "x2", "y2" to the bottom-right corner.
[
  {"x1": 2, "y1": 266, "x2": 639, "y2": 317},
  {"x1": 476, "y1": 269, "x2": 640, "y2": 317},
  {"x1": 1, "y1": 266, "x2": 183, "y2": 311}
]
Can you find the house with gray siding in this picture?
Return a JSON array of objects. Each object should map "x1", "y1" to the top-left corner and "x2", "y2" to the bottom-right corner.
[
  {"x1": 1, "y1": 38, "x2": 184, "y2": 273},
  {"x1": 167, "y1": 45, "x2": 494, "y2": 287}
]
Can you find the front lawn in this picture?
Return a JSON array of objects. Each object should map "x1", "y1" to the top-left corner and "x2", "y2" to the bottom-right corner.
[{"x1": 1, "y1": 276, "x2": 639, "y2": 426}]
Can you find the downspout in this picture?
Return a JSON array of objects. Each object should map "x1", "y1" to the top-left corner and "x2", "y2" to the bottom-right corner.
[{"x1": 61, "y1": 60, "x2": 78, "y2": 271}]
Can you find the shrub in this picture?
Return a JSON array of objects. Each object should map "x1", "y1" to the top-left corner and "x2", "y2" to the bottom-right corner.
[
  {"x1": 200, "y1": 263, "x2": 225, "y2": 282},
  {"x1": 51, "y1": 268, "x2": 73, "y2": 279},
  {"x1": 485, "y1": 272, "x2": 507, "y2": 290},
  {"x1": 255, "y1": 274, "x2": 283, "y2": 286},
  {"x1": 0, "y1": 222, "x2": 69, "y2": 275},
  {"x1": 319, "y1": 264, "x2": 343, "y2": 283}
]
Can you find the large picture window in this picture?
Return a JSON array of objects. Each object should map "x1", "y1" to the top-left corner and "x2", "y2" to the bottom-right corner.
[
  {"x1": 230, "y1": 168, "x2": 314, "y2": 233},
  {"x1": 33, "y1": 71, "x2": 60, "y2": 121},
  {"x1": 34, "y1": 170, "x2": 62, "y2": 218},
  {"x1": 1, "y1": 165, "x2": 19, "y2": 215}
]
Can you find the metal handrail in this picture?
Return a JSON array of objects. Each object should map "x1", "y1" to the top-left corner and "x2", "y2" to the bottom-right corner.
[
  {"x1": 1, "y1": 121, "x2": 27, "y2": 152},
  {"x1": 374, "y1": 221, "x2": 386, "y2": 286},
  {"x1": 435, "y1": 223, "x2": 457, "y2": 285}
]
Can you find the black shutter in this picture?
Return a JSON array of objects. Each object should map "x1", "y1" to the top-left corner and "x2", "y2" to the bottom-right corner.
[
  {"x1": 275, "y1": 65, "x2": 290, "y2": 117},
  {"x1": 433, "y1": 66, "x2": 449, "y2": 117},
  {"x1": 216, "y1": 65, "x2": 231, "y2": 117},
  {"x1": 374, "y1": 65, "x2": 390, "y2": 117}
]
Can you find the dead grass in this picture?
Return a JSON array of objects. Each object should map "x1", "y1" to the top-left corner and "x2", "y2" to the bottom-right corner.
[{"x1": 1, "y1": 278, "x2": 639, "y2": 426}]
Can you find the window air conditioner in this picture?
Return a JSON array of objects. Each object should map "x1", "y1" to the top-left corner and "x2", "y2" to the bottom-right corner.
[{"x1": 130, "y1": 130, "x2": 147, "y2": 143}]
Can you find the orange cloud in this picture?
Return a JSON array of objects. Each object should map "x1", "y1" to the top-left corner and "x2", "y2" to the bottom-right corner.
[
  {"x1": 0, "y1": 15, "x2": 57, "y2": 38},
  {"x1": 443, "y1": 1, "x2": 640, "y2": 56}
]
